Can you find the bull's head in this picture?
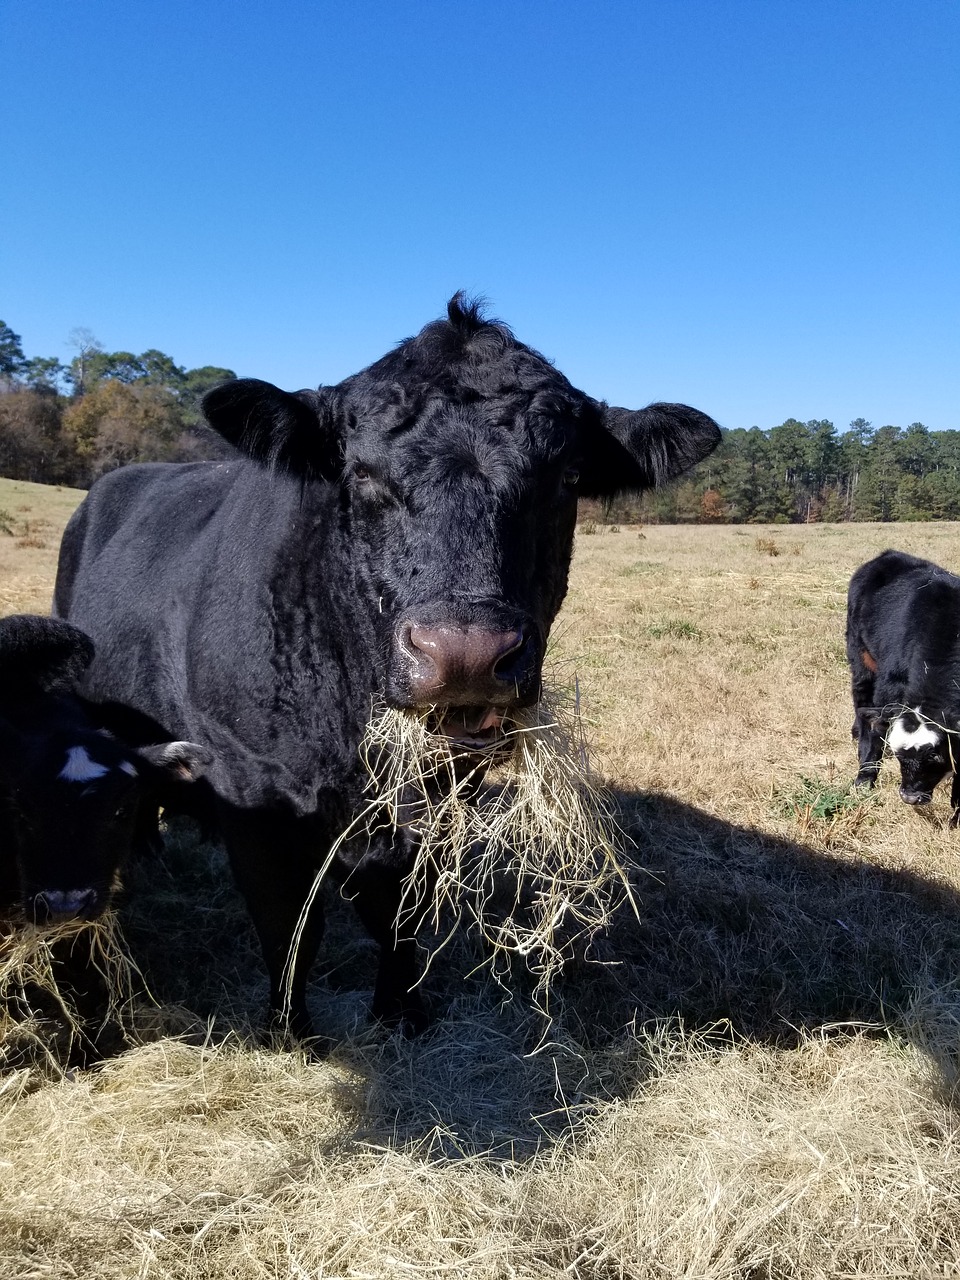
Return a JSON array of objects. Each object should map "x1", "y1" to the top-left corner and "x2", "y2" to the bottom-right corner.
[{"x1": 203, "y1": 295, "x2": 721, "y2": 752}]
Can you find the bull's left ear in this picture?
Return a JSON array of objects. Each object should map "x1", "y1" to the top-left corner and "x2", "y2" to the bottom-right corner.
[
  {"x1": 202, "y1": 378, "x2": 343, "y2": 482},
  {"x1": 579, "y1": 402, "x2": 721, "y2": 497},
  {"x1": 136, "y1": 741, "x2": 212, "y2": 784}
]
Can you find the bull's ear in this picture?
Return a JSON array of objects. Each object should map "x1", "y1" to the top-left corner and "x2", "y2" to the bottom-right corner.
[
  {"x1": 579, "y1": 402, "x2": 721, "y2": 497},
  {"x1": 0, "y1": 615, "x2": 94, "y2": 696},
  {"x1": 136, "y1": 740, "x2": 212, "y2": 784},
  {"x1": 201, "y1": 378, "x2": 343, "y2": 482}
]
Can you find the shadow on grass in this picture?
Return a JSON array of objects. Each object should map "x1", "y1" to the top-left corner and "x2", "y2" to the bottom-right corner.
[{"x1": 99, "y1": 789, "x2": 960, "y2": 1156}]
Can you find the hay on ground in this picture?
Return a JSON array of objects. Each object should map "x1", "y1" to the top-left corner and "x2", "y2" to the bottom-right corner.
[{"x1": 0, "y1": 912, "x2": 146, "y2": 1069}]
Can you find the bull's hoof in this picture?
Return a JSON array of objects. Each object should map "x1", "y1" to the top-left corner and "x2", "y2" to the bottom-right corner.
[
  {"x1": 853, "y1": 772, "x2": 878, "y2": 790},
  {"x1": 263, "y1": 1013, "x2": 335, "y2": 1059},
  {"x1": 373, "y1": 994, "x2": 430, "y2": 1039}
]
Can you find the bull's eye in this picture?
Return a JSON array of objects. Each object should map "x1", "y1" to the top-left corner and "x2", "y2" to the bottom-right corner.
[
  {"x1": 353, "y1": 464, "x2": 371, "y2": 481},
  {"x1": 562, "y1": 467, "x2": 580, "y2": 489}
]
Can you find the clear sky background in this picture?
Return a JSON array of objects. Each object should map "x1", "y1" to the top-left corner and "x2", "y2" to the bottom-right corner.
[{"x1": 3, "y1": 1, "x2": 958, "y2": 432}]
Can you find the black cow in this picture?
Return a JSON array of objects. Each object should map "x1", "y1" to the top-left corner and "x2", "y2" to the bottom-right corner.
[
  {"x1": 54, "y1": 294, "x2": 721, "y2": 1043},
  {"x1": 847, "y1": 549, "x2": 960, "y2": 820},
  {"x1": 0, "y1": 614, "x2": 210, "y2": 923}
]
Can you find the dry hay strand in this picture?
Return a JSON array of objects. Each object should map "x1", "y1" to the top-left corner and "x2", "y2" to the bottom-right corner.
[
  {"x1": 287, "y1": 682, "x2": 637, "y2": 1014},
  {"x1": 0, "y1": 912, "x2": 147, "y2": 1069}
]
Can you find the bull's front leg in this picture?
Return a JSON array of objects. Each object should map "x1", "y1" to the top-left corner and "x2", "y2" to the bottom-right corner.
[
  {"x1": 852, "y1": 708, "x2": 885, "y2": 789},
  {"x1": 338, "y1": 827, "x2": 431, "y2": 1036},
  {"x1": 217, "y1": 804, "x2": 329, "y2": 1050}
]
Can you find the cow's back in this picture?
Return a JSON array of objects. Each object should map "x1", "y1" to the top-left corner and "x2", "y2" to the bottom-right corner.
[{"x1": 848, "y1": 549, "x2": 960, "y2": 686}]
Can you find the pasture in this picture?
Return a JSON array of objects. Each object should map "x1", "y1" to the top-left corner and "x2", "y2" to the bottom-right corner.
[{"x1": 4, "y1": 477, "x2": 960, "y2": 1278}]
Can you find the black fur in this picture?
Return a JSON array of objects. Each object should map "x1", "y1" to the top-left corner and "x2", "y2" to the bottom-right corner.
[
  {"x1": 53, "y1": 295, "x2": 721, "y2": 1043},
  {"x1": 847, "y1": 549, "x2": 960, "y2": 817}
]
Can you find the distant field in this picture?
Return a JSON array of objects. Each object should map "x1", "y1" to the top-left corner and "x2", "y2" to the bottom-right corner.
[
  {"x1": 0, "y1": 475, "x2": 85, "y2": 614},
  {"x1": 5, "y1": 494, "x2": 960, "y2": 1277}
]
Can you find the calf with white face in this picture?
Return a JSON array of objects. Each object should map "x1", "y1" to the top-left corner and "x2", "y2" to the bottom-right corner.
[
  {"x1": 0, "y1": 615, "x2": 210, "y2": 923},
  {"x1": 846, "y1": 549, "x2": 960, "y2": 823}
]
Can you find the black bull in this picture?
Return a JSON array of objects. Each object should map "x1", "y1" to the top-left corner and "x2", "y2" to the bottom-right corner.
[{"x1": 54, "y1": 295, "x2": 721, "y2": 1043}]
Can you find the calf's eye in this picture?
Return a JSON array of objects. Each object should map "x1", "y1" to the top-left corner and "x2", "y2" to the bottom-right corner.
[{"x1": 562, "y1": 467, "x2": 580, "y2": 489}]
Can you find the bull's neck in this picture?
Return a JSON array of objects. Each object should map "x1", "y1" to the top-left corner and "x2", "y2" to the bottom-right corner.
[{"x1": 266, "y1": 475, "x2": 384, "y2": 700}]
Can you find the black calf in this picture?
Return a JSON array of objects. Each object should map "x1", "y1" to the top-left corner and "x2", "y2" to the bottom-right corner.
[
  {"x1": 846, "y1": 550, "x2": 960, "y2": 821},
  {"x1": 0, "y1": 614, "x2": 209, "y2": 923}
]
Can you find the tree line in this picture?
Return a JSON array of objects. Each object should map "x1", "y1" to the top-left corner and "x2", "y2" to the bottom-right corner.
[
  {"x1": 0, "y1": 320, "x2": 236, "y2": 488},
  {"x1": 2, "y1": 319, "x2": 958, "y2": 521}
]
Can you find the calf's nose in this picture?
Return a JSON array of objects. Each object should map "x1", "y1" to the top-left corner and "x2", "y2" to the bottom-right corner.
[
  {"x1": 899, "y1": 788, "x2": 932, "y2": 806},
  {"x1": 402, "y1": 622, "x2": 530, "y2": 704},
  {"x1": 31, "y1": 888, "x2": 99, "y2": 923}
]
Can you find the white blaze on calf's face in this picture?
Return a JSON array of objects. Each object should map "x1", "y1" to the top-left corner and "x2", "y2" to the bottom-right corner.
[
  {"x1": 886, "y1": 712, "x2": 944, "y2": 756},
  {"x1": 58, "y1": 745, "x2": 111, "y2": 783}
]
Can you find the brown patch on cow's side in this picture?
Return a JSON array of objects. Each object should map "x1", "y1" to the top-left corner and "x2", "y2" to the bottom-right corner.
[{"x1": 861, "y1": 649, "x2": 878, "y2": 673}]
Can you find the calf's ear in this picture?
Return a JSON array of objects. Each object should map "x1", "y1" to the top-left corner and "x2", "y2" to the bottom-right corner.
[
  {"x1": 136, "y1": 741, "x2": 212, "y2": 784},
  {"x1": 202, "y1": 379, "x2": 343, "y2": 482},
  {"x1": 853, "y1": 707, "x2": 883, "y2": 738},
  {"x1": 0, "y1": 615, "x2": 94, "y2": 695},
  {"x1": 579, "y1": 402, "x2": 721, "y2": 497}
]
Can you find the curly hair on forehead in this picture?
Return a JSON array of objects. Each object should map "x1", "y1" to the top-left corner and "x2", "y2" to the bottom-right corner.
[
  {"x1": 364, "y1": 292, "x2": 576, "y2": 406},
  {"x1": 405, "y1": 292, "x2": 514, "y2": 368}
]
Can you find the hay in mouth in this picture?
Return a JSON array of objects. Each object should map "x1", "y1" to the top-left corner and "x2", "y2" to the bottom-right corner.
[
  {"x1": 425, "y1": 705, "x2": 508, "y2": 753},
  {"x1": 286, "y1": 680, "x2": 637, "y2": 1012}
]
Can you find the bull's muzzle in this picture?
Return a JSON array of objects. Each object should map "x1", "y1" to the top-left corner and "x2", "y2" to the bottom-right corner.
[{"x1": 397, "y1": 621, "x2": 538, "y2": 706}]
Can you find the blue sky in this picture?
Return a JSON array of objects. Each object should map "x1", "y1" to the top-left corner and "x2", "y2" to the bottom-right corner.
[{"x1": 3, "y1": 1, "x2": 958, "y2": 431}]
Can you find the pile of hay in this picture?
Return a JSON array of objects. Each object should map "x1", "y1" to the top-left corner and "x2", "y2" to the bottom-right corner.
[{"x1": 0, "y1": 913, "x2": 144, "y2": 1069}]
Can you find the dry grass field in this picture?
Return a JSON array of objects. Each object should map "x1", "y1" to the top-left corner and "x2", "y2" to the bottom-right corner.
[{"x1": 5, "y1": 479, "x2": 960, "y2": 1277}]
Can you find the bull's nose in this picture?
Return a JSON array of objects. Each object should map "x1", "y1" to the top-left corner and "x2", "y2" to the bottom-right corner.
[
  {"x1": 30, "y1": 888, "x2": 99, "y2": 923},
  {"x1": 400, "y1": 622, "x2": 533, "y2": 704}
]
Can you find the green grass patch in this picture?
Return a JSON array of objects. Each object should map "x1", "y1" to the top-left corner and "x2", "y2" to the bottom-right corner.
[
  {"x1": 645, "y1": 618, "x2": 703, "y2": 641},
  {"x1": 772, "y1": 774, "x2": 868, "y2": 823},
  {"x1": 619, "y1": 560, "x2": 665, "y2": 577}
]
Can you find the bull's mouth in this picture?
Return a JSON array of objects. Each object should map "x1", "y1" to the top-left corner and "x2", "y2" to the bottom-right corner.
[{"x1": 425, "y1": 705, "x2": 510, "y2": 754}]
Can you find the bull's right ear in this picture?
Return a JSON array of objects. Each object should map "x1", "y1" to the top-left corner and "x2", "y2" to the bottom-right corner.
[
  {"x1": 202, "y1": 379, "x2": 343, "y2": 482},
  {"x1": 0, "y1": 615, "x2": 94, "y2": 696}
]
